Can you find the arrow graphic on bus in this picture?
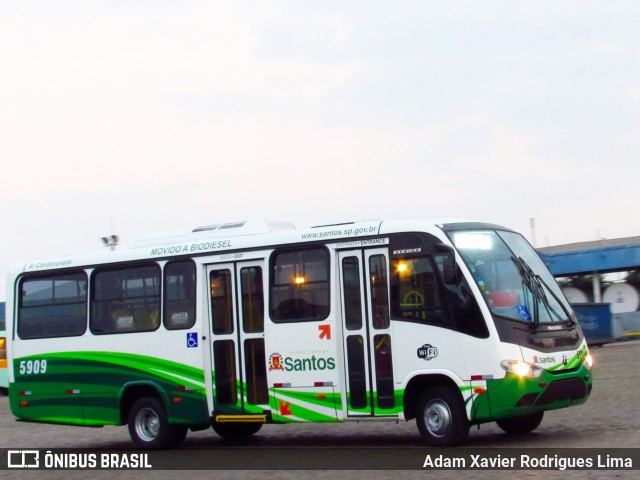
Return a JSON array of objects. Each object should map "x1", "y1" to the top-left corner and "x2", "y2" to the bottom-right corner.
[
  {"x1": 278, "y1": 401, "x2": 292, "y2": 416},
  {"x1": 318, "y1": 324, "x2": 331, "y2": 340}
]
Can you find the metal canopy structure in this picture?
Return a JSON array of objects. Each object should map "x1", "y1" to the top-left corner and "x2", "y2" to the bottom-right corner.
[
  {"x1": 539, "y1": 236, "x2": 640, "y2": 276},
  {"x1": 539, "y1": 236, "x2": 640, "y2": 304}
]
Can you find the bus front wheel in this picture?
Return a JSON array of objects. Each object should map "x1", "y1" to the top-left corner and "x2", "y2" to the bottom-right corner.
[
  {"x1": 416, "y1": 386, "x2": 469, "y2": 447},
  {"x1": 496, "y1": 411, "x2": 544, "y2": 435},
  {"x1": 127, "y1": 397, "x2": 188, "y2": 449}
]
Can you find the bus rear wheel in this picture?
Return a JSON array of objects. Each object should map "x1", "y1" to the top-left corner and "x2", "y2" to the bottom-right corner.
[
  {"x1": 496, "y1": 411, "x2": 544, "y2": 435},
  {"x1": 212, "y1": 422, "x2": 263, "y2": 440},
  {"x1": 128, "y1": 397, "x2": 188, "y2": 449},
  {"x1": 416, "y1": 386, "x2": 469, "y2": 447}
]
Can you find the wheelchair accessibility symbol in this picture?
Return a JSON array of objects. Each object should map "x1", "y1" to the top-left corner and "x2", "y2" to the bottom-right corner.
[{"x1": 187, "y1": 333, "x2": 198, "y2": 348}]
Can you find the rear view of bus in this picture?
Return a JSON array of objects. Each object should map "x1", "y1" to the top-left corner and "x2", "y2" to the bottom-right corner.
[{"x1": 445, "y1": 225, "x2": 593, "y2": 435}]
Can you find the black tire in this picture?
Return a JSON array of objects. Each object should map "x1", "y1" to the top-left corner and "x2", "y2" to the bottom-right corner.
[
  {"x1": 212, "y1": 422, "x2": 263, "y2": 440},
  {"x1": 496, "y1": 411, "x2": 544, "y2": 435},
  {"x1": 127, "y1": 397, "x2": 188, "y2": 449},
  {"x1": 416, "y1": 386, "x2": 470, "y2": 447}
]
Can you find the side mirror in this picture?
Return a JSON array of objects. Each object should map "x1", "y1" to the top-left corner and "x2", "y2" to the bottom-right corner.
[{"x1": 435, "y1": 243, "x2": 460, "y2": 285}]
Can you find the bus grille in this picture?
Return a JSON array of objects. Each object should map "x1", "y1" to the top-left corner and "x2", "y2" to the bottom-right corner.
[{"x1": 535, "y1": 378, "x2": 587, "y2": 405}]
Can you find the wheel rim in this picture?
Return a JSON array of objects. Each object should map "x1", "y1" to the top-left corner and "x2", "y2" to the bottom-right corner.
[
  {"x1": 135, "y1": 407, "x2": 160, "y2": 442},
  {"x1": 424, "y1": 399, "x2": 452, "y2": 438}
]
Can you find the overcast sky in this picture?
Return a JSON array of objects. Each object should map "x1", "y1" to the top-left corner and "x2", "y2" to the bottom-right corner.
[{"x1": 1, "y1": 1, "x2": 640, "y2": 300}]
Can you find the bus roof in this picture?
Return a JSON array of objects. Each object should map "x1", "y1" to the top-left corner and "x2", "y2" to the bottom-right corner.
[{"x1": 15, "y1": 217, "x2": 495, "y2": 275}]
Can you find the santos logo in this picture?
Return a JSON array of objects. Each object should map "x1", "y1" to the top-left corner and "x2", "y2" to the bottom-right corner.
[{"x1": 269, "y1": 353, "x2": 336, "y2": 372}]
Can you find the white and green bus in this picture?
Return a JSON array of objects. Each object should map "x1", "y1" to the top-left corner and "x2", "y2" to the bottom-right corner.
[{"x1": 6, "y1": 219, "x2": 593, "y2": 448}]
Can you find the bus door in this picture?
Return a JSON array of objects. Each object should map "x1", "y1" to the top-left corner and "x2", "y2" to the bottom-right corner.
[
  {"x1": 338, "y1": 248, "x2": 396, "y2": 417},
  {"x1": 207, "y1": 261, "x2": 270, "y2": 420}
]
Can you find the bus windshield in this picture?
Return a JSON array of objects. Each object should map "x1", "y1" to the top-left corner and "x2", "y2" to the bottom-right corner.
[{"x1": 450, "y1": 230, "x2": 572, "y2": 324}]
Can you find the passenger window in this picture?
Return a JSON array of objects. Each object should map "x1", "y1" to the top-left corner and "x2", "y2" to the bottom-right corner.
[
  {"x1": 91, "y1": 264, "x2": 160, "y2": 334},
  {"x1": 240, "y1": 267, "x2": 264, "y2": 333},
  {"x1": 369, "y1": 255, "x2": 390, "y2": 329},
  {"x1": 164, "y1": 261, "x2": 196, "y2": 330},
  {"x1": 213, "y1": 340, "x2": 237, "y2": 404},
  {"x1": 244, "y1": 338, "x2": 268, "y2": 404},
  {"x1": 390, "y1": 256, "x2": 451, "y2": 327},
  {"x1": 18, "y1": 272, "x2": 88, "y2": 339},
  {"x1": 270, "y1": 247, "x2": 329, "y2": 322},
  {"x1": 434, "y1": 253, "x2": 489, "y2": 338},
  {"x1": 342, "y1": 256, "x2": 363, "y2": 330},
  {"x1": 390, "y1": 253, "x2": 489, "y2": 338},
  {"x1": 210, "y1": 269, "x2": 234, "y2": 334}
]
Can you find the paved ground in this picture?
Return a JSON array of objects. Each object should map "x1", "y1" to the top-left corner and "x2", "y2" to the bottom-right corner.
[{"x1": 1, "y1": 341, "x2": 639, "y2": 479}]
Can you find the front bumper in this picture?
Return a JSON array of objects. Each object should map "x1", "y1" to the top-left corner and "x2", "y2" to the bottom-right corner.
[{"x1": 470, "y1": 363, "x2": 592, "y2": 421}]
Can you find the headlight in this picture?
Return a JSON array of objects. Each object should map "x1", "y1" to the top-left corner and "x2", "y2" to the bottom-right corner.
[
  {"x1": 500, "y1": 360, "x2": 544, "y2": 378},
  {"x1": 583, "y1": 354, "x2": 594, "y2": 370}
]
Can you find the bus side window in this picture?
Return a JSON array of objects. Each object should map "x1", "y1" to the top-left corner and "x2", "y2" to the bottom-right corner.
[
  {"x1": 240, "y1": 266, "x2": 264, "y2": 333},
  {"x1": 390, "y1": 256, "x2": 451, "y2": 327},
  {"x1": 210, "y1": 269, "x2": 234, "y2": 334},
  {"x1": 369, "y1": 255, "x2": 390, "y2": 329},
  {"x1": 164, "y1": 260, "x2": 196, "y2": 330},
  {"x1": 91, "y1": 264, "x2": 161, "y2": 335},
  {"x1": 18, "y1": 272, "x2": 88, "y2": 339},
  {"x1": 433, "y1": 253, "x2": 489, "y2": 339},
  {"x1": 270, "y1": 247, "x2": 330, "y2": 323}
]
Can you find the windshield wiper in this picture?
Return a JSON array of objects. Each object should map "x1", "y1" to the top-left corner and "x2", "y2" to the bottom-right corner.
[
  {"x1": 531, "y1": 265, "x2": 576, "y2": 326},
  {"x1": 511, "y1": 255, "x2": 540, "y2": 322},
  {"x1": 511, "y1": 256, "x2": 572, "y2": 325}
]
